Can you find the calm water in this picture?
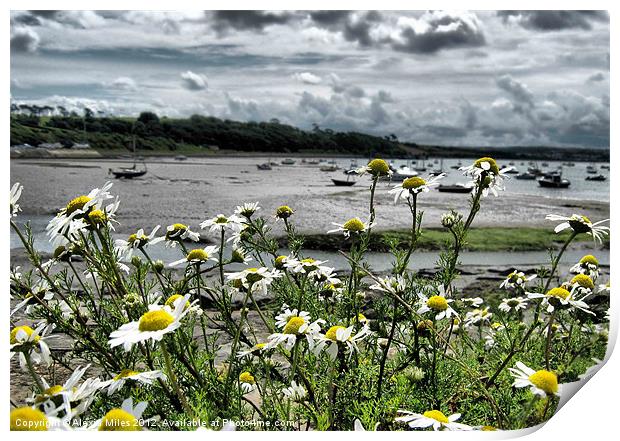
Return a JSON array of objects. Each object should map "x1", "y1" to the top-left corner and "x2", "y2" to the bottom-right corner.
[{"x1": 11, "y1": 215, "x2": 609, "y2": 273}]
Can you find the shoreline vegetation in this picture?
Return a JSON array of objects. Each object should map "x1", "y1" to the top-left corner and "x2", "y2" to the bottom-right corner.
[
  {"x1": 11, "y1": 112, "x2": 610, "y2": 162},
  {"x1": 295, "y1": 227, "x2": 609, "y2": 253}
]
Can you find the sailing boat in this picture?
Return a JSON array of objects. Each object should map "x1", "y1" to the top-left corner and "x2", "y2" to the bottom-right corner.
[{"x1": 109, "y1": 135, "x2": 147, "y2": 179}]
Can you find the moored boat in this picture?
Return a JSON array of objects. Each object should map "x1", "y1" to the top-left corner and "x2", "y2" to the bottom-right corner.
[
  {"x1": 538, "y1": 173, "x2": 570, "y2": 188},
  {"x1": 437, "y1": 184, "x2": 473, "y2": 193}
]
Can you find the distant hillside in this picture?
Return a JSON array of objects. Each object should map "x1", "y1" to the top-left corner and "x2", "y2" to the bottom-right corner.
[
  {"x1": 10, "y1": 112, "x2": 407, "y2": 157},
  {"x1": 10, "y1": 111, "x2": 609, "y2": 161}
]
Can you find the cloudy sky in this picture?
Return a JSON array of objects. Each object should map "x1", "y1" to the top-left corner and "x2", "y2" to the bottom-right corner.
[{"x1": 10, "y1": 10, "x2": 610, "y2": 147}]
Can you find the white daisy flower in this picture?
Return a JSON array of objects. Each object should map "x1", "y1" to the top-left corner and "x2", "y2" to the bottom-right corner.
[
  {"x1": 509, "y1": 361, "x2": 562, "y2": 397},
  {"x1": 164, "y1": 223, "x2": 200, "y2": 246},
  {"x1": 10, "y1": 182, "x2": 23, "y2": 218},
  {"x1": 102, "y1": 369, "x2": 165, "y2": 396},
  {"x1": 464, "y1": 307, "x2": 492, "y2": 327},
  {"x1": 527, "y1": 287, "x2": 594, "y2": 315},
  {"x1": 312, "y1": 325, "x2": 371, "y2": 360},
  {"x1": 237, "y1": 342, "x2": 268, "y2": 359},
  {"x1": 356, "y1": 158, "x2": 392, "y2": 177},
  {"x1": 115, "y1": 226, "x2": 164, "y2": 261},
  {"x1": 545, "y1": 214, "x2": 609, "y2": 244},
  {"x1": 108, "y1": 295, "x2": 191, "y2": 351},
  {"x1": 570, "y1": 255, "x2": 600, "y2": 279},
  {"x1": 10, "y1": 323, "x2": 52, "y2": 370},
  {"x1": 282, "y1": 381, "x2": 307, "y2": 402},
  {"x1": 267, "y1": 311, "x2": 324, "y2": 350},
  {"x1": 396, "y1": 409, "x2": 471, "y2": 431},
  {"x1": 11, "y1": 279, "x2": 54, "y2": 317},
  {"x1": 308, "y1": 265, "x2": 341, "y2": 286},
  {"x1": 389, "y1": 173, "x2": 445, "y2": 203},
  {"x1": 459, "y1": 157, "x2": 511, "y2": 197},
  {"x1": 238, "y1": 372, "x2": 256, "y2": 394},
  {"x1": 499, "y1": 270, "x2": 536, "y2": 290},
  {"x1": 234, "y1": 202, "x2": 260, "y2": 218},
  {"x1": 200, "y1": 214, "x2": 244, "y2": 234},
  {"x1": 461, "y1": 297, "x2": 484, "y2": 308},
  {"x1": 568, "y1": 274, "x2": 596, "y2": 298},
  {"x1": 417, "y1": 293, "x2": 457, "y2": 321},
  {"x1": 90, "y1": 397, "x2": 148, "y2": 431},
  {"x1": 46, "y1": 182, "x2": 115, "y2": 246},
  {"x1": 369, "y1": 275, "x2": 406, "y2": 295},
  {"x1": 499, "y1": 296, "x2": 529, "y2": 313},
  {"x1": 226, "y1": 267, "x2": 282, "y2": 296},
  {"x1": 283, "y1": 257, "x2": 329, "y2": 274},
  {"x1": 169, "y1": 245, "x2": 219, "y2": 267},
  {"x1": 327, "y1": 217, "x2": 372, "y2": 238}
]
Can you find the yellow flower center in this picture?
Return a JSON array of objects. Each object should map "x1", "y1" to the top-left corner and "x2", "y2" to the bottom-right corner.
[
  {"x1": 65, "y1": 195, "x2": 91, "y2": 215},
  {"x1": 580, "y1": 254, "x2": 599, "y2": 266},
  {"x1": 138, "y1": 310, "x2": 174, "y2": 332},
  {"x1": 367, "y1": 158, "x2": 390, "y2": 175},
  {"x1": 99, "y1": 408, "x2": 140, "y2": 431},
  {"x1": 528, "y1": 370, "x2": 558, "y2": 395},
  {"x1": 87, "y1": 209, "x2": 107, "y2": 225},
  {"x1": 165, "y1": 294, "x2": 190, "y2": 310},
  {"x1": 255, "y1": 343, "x2": 266, "y2": 350},
  {"x1": 427, "y1": 295, "x2": 448, "y2": 311},
  {"x1": 571, "y1": 274, "x2": 595, "y2": 290},
  {"x1": 276, "y1": 205, "x2": 294, "y2": 219},
  {"x1": 358, "y1": 313, "x2": 367, "y2": 322},
  {"x1": 10, "y1": 326, "x2": 40, "y2": 344},
  {"x1": 547, "y1": 287, "x2": 570, "y2": 300},
  {"x1": 417, "y1": 319, "x2": 434, "y2": 332},
  {"x1": 474, "y1": 157, "x2": 499, "y2": 175},
  {"x1": 274, "y1": 255, "x2": 287, "y2": 269},
  {"x1": 283, "y1": 316, "x2": 306, "y2": 335},
  {"x1": 166, "y1": 223, "x2": 188, "y2": 239},
  {"x1": 114, "y1": 369, "x2": 140, "y2": 381},
  {"x1": 507, "y1": 299, "x2": 520, "y2": 307},
  {"x1": 127, "y1": 233, "x2": 148, "y2": 246},
  {"x1": 44, "y1": 385, "x2": 64, "y2": 396},
  {"x1": 325, "y1": 325, "x2": 346, "y2": 341},
  {"x1": 186, "y1": 249, "x2": 209, "y2": 261},
  {"x1": 402, "y1": 176, "x2": 427, "y2": 190},
  {"x1": 343, "y1": 217, "x2": 365, "y2": 232},
  {"x1": 239, "y1": 371, "x2": 255, "y2": 384},
  {"x1": 423, "y1": 410, "x2": 449, "y2": 424},
  {"x1": 481, "y1": 426, "x2": 497, "y2": 431},
  {"x1": 10, "y1": 407, "x2": 48, "y2": 431}
]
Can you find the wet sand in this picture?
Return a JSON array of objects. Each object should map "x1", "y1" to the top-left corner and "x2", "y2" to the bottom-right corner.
[{"x1": 11, "y1": 157, "x2": 610, "y2": 243}]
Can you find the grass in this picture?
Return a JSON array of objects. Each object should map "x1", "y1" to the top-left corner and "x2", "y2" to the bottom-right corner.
[{"x1": 297, "y1": 227, "x2": 608, "y2": 252}]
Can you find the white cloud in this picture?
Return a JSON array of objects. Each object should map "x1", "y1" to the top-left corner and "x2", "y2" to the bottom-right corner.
[
  {"x1": 180, "y1": 71, "x2": 208, "y2": 91},
  {"x1": 110, "y1": 76, "x2": 138, "y2": 91},
  {"x1": 292, "y1": 72, "x2": 322, "y2": 85}
]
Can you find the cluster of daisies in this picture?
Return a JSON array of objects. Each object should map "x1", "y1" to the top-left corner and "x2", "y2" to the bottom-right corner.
[{"x1": 8, "y1": 159, "x2": 610, "y2": 432}]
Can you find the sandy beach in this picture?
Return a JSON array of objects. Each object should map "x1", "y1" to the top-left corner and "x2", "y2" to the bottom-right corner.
[{"x1": 10, "y1": 156, "x2": 610, "y2": 244}]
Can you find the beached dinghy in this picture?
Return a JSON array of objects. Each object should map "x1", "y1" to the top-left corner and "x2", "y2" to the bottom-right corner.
[{"x1": 437, "y1": 184, "x2": 473, "y2": 193}]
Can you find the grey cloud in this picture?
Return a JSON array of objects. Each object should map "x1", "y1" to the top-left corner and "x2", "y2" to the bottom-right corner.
[
  {"x1": 343, "y1": 12, "x2": 382, "y2": 47},
  {"x1": 11, "y1": 27, "x2": 40, "y2": 53},
  {"x1": 309, "y1": 11, "x2": 351, "y2": 26},
  {"x1": 587, "y1": 72, "x2": 605, "y2": 83},
  {"x1": 390, "y1": 12, "x2": 486, "y2": 54},
  {"x1": 180, "y1": 71, "x2": 208, "y2": 91},
  {"x1": 495, "y1": 75, "x2": 534, "y2": 108},
  {"x1": 498, "y1": 11, "x2": 608, "y2": 31},
  {"x1": 211, "y1": 10, "x2": 295, "y2": 33}
]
